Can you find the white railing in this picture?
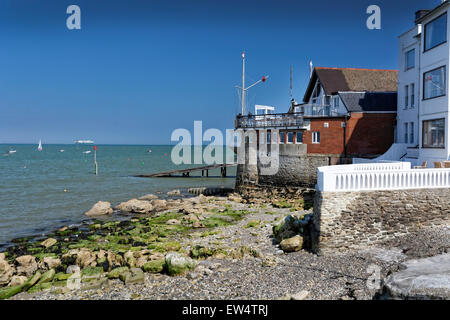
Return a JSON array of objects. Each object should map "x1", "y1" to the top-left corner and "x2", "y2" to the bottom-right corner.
[
  {"x1": 317, "y1": 165, "x2": 450, "y2": 192},
  {"x1": 353, "y1": 143, "x2": 408, "y2": 164},
  {"x1": 318, "y1": 162, "x2": 410, "y2": 173}
]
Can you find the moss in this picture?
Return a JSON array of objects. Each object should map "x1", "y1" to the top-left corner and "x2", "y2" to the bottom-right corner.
[
  {"x1": 107, "y1": 266, "x2": 129, "y2": 279},
  {"x1": 27, "y1": 282, "x2": 52, "y2": 293},
  {"x1": 54, "y1": 272, "x2": 72, "y2": 281},
  {"x1": 272, "y1": 200, "x2": 291, "y2": 208},
  {"x1": 82, "y1": 266, "x2": 104, "y2": 277},
  {"x1": 200, "y1": 230, "x2": 221, "y2": 238},
  {"x1": 0, "y1": 284, "x2": 24, "y2": 300},
  {"x1": 148, "y1": 241, "x2": 181, "y2": 253}
]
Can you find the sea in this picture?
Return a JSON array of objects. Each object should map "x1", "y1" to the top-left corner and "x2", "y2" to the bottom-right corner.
[{"x1": 0, "y1": 144, "x2": 236, "y2": 246}]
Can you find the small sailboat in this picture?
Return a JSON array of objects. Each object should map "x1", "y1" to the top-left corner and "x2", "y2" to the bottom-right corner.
[
  {"x1": 83, "y1": 150, "x2": 92, "y2": 154},
  {"x1": 37, "y1": 139, "x2": 43, "y2": 152},
  {"x1": 3, "y1": 147, "x2": 16, "y2": 156},
  {"x1": 59, "y1": 149, "x2": 65, "y2": 153}
]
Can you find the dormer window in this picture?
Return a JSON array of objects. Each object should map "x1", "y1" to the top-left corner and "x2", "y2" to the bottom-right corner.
[{"x1": 424, "y1": 13, "x2": 447, "y2": 51}]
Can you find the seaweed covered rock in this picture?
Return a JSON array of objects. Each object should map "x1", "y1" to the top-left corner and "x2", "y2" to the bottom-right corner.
[
  {"x1": 165, "y1": 252, "x2": 195, "y2": 276},
  {"x1": 0, "y1": 253, "x2": 15, "y2": 286},
  {"x1": 85, "y1": 201, "x2": 113, "y2": 217},
  {"x1": 273, "y1": 213, "x2": 312, "y2": 244},
  {"x1": 142, "y1": 259, "x2": 165, "y2": 273}
]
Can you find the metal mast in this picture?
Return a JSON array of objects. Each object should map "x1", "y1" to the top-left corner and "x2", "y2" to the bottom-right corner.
[{"x1": 241, "y1": 52, "x2": 246, "y2": 114}]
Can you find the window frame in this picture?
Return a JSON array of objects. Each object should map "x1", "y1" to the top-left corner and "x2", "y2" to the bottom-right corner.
[
  {"x1": 410, "y1": 122, "x2": 414, "y2": 144},
  {"x1": 410, "y1": 83, "x2": 415, "y2": 108},
  {"x1": 295, "y1": 132, "x2": 303, "y2": 144},
  {"x1": 404, "y1": 85, "x2": 409, "y2": 108},
  {"x1": 405, "y1": 49, "x2": 415, "y2": 70},
  {"x1": 312, "y1": 131, "x2": 320, "y2": 144},
  {"x1": 423, "y1": 66, "x2": 447, "y2": 100},
  {"x1": 424, "y1": 12, "x2": 448, "y2": 52},
  {"x1": 422, "y1": 118, "x2": 446, "y2": 149}
]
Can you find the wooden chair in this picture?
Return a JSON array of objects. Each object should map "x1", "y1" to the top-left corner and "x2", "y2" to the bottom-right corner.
[
  {"x1": 444, "y1": 161, "x2": 450, "y2": 168},
  {"x1": 413, "y1": 161, "x2": 427, "y2": 169},
  {"x1": 434, "y1": 161, "x2": 443, "y2": 168}
]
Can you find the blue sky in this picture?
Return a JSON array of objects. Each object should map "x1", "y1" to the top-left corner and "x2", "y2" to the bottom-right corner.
[{"x1": 0, "y1": 0, "x2": 442, "y2": 144}]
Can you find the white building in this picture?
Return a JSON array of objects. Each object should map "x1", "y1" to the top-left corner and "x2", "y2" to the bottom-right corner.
[{"x1": 398, "y1": 2, "x2": 450, "y2": 166}]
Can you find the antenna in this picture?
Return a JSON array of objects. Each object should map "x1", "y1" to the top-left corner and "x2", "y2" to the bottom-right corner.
[
  {"x1": 309, "y1": 60, "x2": 313, "y2": 78},
  {"x1": 290, "y1": 65, "x2": 293, "y2": 100}
]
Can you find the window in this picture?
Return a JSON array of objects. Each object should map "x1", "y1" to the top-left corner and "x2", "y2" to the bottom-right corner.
[
  {"x1": 312, "y1": 131, "x2": 320, "y2": 144},
  {"x1": 424, "y1": 66, "x2": 446, "y2": 99},
  {"x1": 267, "y1": 131, "x2": 271, "y2": 144},
  {"x1": 425, "y1": 13, "x2": 447, "y2": 51},
  {"x1": 406, "y1": 49, "x2": 415, "y2": 70},
  {"x1": 405, "y1": 85, "x2": 409, "y2": 108},
  {"x1": 287, "y1": 132, "x2": 294, "y2": 144},
  {"x1": 410, "y1": 83, "x2": 415, "y2": 108},
  {"x1": 333, "y1": 96, "x2": 339, "y2": 108},
  {"x1": 404, "y1": 123, "x2": 408, "y2": 143},
  {"x1": 410, "y1": 122, "x2": 414, "y2": 144},
  {"x1": 423, "y1": 118, "x2": 445, "y2": 148},
  {"x1": 280, "y1": 132, "x2": 286, "y2": 144},
  {"x1": 296, "y1": 132, "x2": 303, "y2": 144}
]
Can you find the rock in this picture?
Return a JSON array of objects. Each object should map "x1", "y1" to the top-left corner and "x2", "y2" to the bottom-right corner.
[
  {"x1": 0, "y1": 256, "x2": 14, "y2": 286},
  {"x1": 81, "y1": 277, "x2": 108, "y2": 291},
  {"x1": 8, "y1": 275, "x2": 28, "y2": 287},
  {"x1": 165, "y1": 252, "x2": 195, "y2": 276},
  {"x1": 273, "y1": 214, "x2": 311, "y2": 243},
  {"x1": 107, "y1": 251, "x2": 124, "y2": 269},
  {"x1": 167, "y1": 189, "x2": 181, "y2": 196},
  {"x1": 280, "y1": 235, "x2": 303, "y2": 253},
  {"x1": 76, "y1": 249, "x2": 97, "y2": 268},
  {"x1": 291, "y1": 290, "x2": 310, "y2": 300},
  {"x1": 151, "y1": 199, "x2": 168, "y2": 212},
  {"x1": 138, "y1": 194, "x2": 158, "y2": 201},
  {"x1": 119, "y1": 267, "x2": 145, "y2": 284},
  {"x1": 383, "y1": 253, "x2": 450, "y2": 300},
  {"x1": 107, "y1": 266, "x2": 129, "y2": 279},
  {"x1": 228, "y1": 194, "x2": 243, "y2": 203},
  {"x1": 116, "y1": 199, "x2": 153, "y2": 214},
  {"x1": 142, "y1": 259, "x2": 165, "y2": 273},
  {"x1": 85, "y1": 201, "x2": 113, "y2": 217},
  {"x1": 37, "y1": 269, "x2": 55, "y2": 284},
  {"x1": 66, "y1": 265, "x2": 80, "y2": 274},
  {"x1": 186, "y1": 272, "x2": 200, "y2": 280},
  {"x1": 40, "y1": 238, "x2": 57, "y2": 248},
  {"x1": 15, "y1": 255, "x2": 38, "y2": 277},
  {"x1": 166, "y1": 219, "x2": 181, "y2": 225},
  {"x1": 192, "y1": 221, "x2": 205, "y2": 228},
  {"x1": 39, "y1": 256, "x2": 61, "y2": 270}
]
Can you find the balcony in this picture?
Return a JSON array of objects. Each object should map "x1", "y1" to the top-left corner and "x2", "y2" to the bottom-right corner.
[{"x1": 235, "y1": 112, "x2": 305, "y2": 129}]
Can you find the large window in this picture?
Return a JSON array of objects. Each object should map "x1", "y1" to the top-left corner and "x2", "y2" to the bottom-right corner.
[
  {"x1": 410, "y1": 83, "x2": 415, "y2": 108},
  {"x1": 422, "y1": 118, "x2": 445, "y2": 148},
  {"x1": 406, "y1": 49, "x2": 415, "y2": 70},
  {"x1": 405, "y1": 85, "x2": 409, "y2": 108},
  {"x1": 425, "y1": 13, "x2": 447, "y2": 51},
  {"x1": 287, "y1": 132, "x2": 294, "y2": 144},
  {"x1": 296, "y1": 132, "x2": 303, "y2": 144},
  {"x1": 424, "y1": 66, "x2": 446, "y2": 99}
]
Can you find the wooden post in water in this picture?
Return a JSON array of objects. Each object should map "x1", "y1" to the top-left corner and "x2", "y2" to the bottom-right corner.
[{"x1": 93, "y1": 145, "x2": 98, "y2": 175}]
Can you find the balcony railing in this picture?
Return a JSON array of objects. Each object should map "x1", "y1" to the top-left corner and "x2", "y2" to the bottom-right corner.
[
  {"x1": 235, "y1": 112, "x2": 304, "y2": 129},
  {"x1": 293, "y1": 103, "x2": 348, "y2": 117}
]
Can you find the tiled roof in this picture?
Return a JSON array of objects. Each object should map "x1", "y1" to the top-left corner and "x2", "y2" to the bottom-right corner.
[
  {"x1": 339, "y1": 91, "x2": 397, "y2": 113},
  {"x1": 303, "y1": 67, "x2": 398, "y2": 102}
]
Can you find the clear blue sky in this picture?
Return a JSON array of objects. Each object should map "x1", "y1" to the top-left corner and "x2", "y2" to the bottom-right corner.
[{"x1": 0, "y1": 0, "x2": 442, "y2": 144}]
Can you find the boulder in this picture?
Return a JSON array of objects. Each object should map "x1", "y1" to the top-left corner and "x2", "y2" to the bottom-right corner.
[
  {"x1": 165, "y1": 252, "x2": 195, "y2": 276},
  {"x1": 166, "y1": 219, "x2": 181, "y2": 225},
  {"x1": 107, "y1": 266, "x2": 129, "y2": 279},
  {"x1": 142, "y1": 259, "x2": 165, "y2": 273},
  {"x1": 273, "y1": 214, "x2": 311, "y2": 243},
  {"x1": 291, "y1": 290, "x2": 310, "y2": 300},
  {"x1": 22, "y1": 271, "x2": 41, "y2": 291},
  {"x1": 167, "y1": 189, "x2": 181, "y2": 196},
  {"x1": 0, "y1": 256, "x2": 14, "y2": 286},
  {"x1": 383, "y1": 253, "x2": 450, "y2": 300},
  {"x1": 107, "y1": 250, "x2": 124, "y2": 269},
  {"x1": 85, "y1": 201, "x2": 113, "y2": 217},
  {"x1": 280, "y1": 235, "x2": 303, "y2": 253},
  {"x1": 75, "y1": 249, "x2": 97, "y2": 269},
  {"x1": 138, "y1": 194, "x2": 158, "y2": 201},
  {"x1": 8, "y1": 275, "x2": 28, "y2": 287},
  {"x1": 15, "y1": 255, "x2": 38, "y2": 277},
  {"x1": 119, "y1": 267, "x2": 145, "y2": 284},
  {"x1": 116, "y1": 199, "x2": 153, "y2": 214},
  {"x1": 40, "y1": 238, "x2": 57, "y2": 248},
  {"x1": 39, "y1": 256, "x2": 61, "y2": 271},
  {"x1": 0, "y1": 284, "x2": 24, "y2": 300},
  {"x1": 151, "y1": 199, "x2": 168, "y2": 212},
  {"x1": 37, "y1": 269, "x2": 55, "y2": 284}
]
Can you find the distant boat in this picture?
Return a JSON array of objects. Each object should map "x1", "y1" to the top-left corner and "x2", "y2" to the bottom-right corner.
[
  {"x1": 83, "y1": 150, "x2": 92, "y2": 154},
  {"x1": 75, "y1": 140, "x2": 94, "y2": 144},
  {"x1": 147, "y1": 149, "x2": 152, "y2": 153},
  {"x1": 37, "y1": 139, "x2": 43, "y2": 152},
  {"x1": 59, "y1": 149, "x2": 65, "y2": 153},
  {"x1": 3, "y1": 147, "x2": 16, "y2": 156}
]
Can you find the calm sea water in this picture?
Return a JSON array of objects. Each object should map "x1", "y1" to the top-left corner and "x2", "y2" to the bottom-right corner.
[{"x1": 0, "y1": 144, "x2": 236, "y2": 245}]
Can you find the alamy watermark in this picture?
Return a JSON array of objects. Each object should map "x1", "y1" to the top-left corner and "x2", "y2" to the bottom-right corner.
[{"x1": 171, "y1": 121, "x2": 280, "y2": 176}]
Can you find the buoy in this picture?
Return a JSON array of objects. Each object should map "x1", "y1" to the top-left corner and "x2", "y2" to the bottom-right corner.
[{"x1": 64, "y1": 189, "x2": 67, "y2": 192}]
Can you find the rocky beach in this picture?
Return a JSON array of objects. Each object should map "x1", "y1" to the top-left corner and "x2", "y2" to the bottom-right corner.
[{"x1": 0, "y1": 187, "x2": 449, "y2": 300}]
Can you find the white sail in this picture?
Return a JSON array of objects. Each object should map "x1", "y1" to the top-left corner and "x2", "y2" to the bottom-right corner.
[{"x1": 37, "y1": 139, "x2": 42, "y2": 151}]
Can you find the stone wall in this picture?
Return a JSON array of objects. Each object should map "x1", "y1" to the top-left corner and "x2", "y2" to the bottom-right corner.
[{"x1": 311, "y1": 188, "x2": 450, "y2": 251}]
